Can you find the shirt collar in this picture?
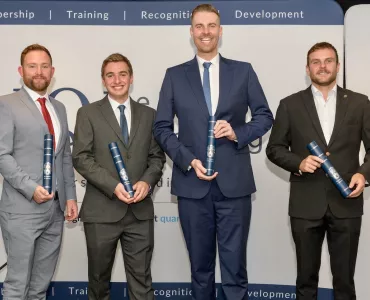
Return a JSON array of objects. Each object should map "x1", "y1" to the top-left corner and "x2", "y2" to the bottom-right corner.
[
  {"x1": 196, "y1": 53, "x2": 220, "y2": 68},
  {"x1": 108, "y1": 94, "x2": 131, "y2": 112},
  {"x1": 311, "y1": 84, "x2": 337, "y2": 98},
  {"x1": 23, "y1": 85, "x2": 49, "y2": 103}
]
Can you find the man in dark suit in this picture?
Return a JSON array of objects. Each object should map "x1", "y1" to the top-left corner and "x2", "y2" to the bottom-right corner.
[
  {"x1": 266, "y1": 42, "x2": 370, "y2": 300},
  {"x1": 72, "y1": 53, "x2": 165, "y2": 300},
  {"x1": 153, "y1": 4, "x2": 273, "y2": 300},
  {"x1": 0, "y1": 44, "x2": 78, "y2": 299}
]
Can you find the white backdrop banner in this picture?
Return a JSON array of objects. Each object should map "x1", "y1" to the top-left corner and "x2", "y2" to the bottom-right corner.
[
  {"x1": 343, "y1": 5, "x2": 370, "y2": 300},
  {"x1": 0, "y1": 0, "x2": 349, "y2": 299}
]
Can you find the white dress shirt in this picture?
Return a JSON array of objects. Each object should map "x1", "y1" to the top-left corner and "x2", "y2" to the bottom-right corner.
[
  {"x1": 197, "y1": 53, "x2": 220, "y2": 116},
  {"x1": 311, "y1": 84, "x2": 337, "y2": 144},
  {"x1": 108, "y1": 95, "x2": 132, "y2": 135},
  {"x1": 24, "y1": 85, "x2": 61, "y2": 150}
]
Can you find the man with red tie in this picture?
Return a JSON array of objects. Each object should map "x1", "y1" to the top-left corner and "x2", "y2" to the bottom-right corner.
[{"x1": 0, "y1": 44, "x2": 78, "y2": 299}]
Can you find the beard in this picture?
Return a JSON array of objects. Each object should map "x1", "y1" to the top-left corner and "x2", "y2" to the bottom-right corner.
[
  {"x1": 24, "y1": 76, "x2": 50, "y2": 92},
  {"x1": 310, "y1": 71, "x2": 337, "y2": 87}
]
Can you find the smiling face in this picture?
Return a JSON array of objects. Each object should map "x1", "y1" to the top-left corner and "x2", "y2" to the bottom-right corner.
[
  {"x1": 306, "y1": 48, "x2": 339, "y2": 88},
  {"x1": 190, "y1": 11, "x2": 222, "y2": 60},
  {"x1": 18, "y1": 50, "x2": 54, "y2": 95},
  {"x1": 102, "y1": 61, "x2": 133, "y2": 103}
]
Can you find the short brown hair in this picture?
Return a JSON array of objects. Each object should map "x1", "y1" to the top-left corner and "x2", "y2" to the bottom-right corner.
[
  {"x1": 191, "y1": 4, "x2": 220, "y2": 23},
  {"x1": 101, "y1": 53, "x2": 133, "y2": 77},
  {"x1": 307, "y1": 42, "x2": 339, "y2": 66},
  {"x1": 20, "y1": 44, "x2": 52, "y2": 65}
]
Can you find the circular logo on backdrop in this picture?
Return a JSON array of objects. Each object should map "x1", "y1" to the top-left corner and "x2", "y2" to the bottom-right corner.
[{"x1": 119, "y1": 169, "x2": 129, "y2": 181}]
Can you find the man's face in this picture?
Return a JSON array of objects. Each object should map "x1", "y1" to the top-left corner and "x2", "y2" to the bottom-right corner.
[
  {"x1": 102, "y1": 61, "x2": 133, "y2": 102},
  {"x1": 190, "y1": 11, "x2": 222, "y2": 59},
  {"x1": 18, "y1": 50, "x2": 54, "y2": 95},
  {"x1": 306, "y1": 48, "x2": 340, "y2": 87}
]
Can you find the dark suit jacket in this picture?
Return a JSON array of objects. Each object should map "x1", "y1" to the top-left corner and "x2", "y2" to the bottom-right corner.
[
  {"x1": 153, "y1": 55, "x2": 273, "y2": 199},
  {"x1": 266, "y1": 86, "x2": 370, "y2": 219},
  {"x1": 72, "y1": 97, "x2": 165, "y2": 223}
]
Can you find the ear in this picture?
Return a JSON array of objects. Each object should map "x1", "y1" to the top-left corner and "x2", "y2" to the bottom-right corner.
[
  {"x1": 18, "y1": 66, "x2": 23, "y2": 78},
  {"x1": 219, "y1": 25, "x2": 223, "y2": 37},
  {"x1": 51, "y1": 66, "x2": 55, "y2": 77},
  {"x1": 336, "y1": 62, "x2": 340, "y2": 73},
  {"x1": 129, "y1": 74, "x2": 134, "y2": 85}
]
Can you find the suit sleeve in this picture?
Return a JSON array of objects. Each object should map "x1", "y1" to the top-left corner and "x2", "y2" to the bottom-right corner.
[
  {"x1": 60, "y1": 105, "x2": 77, "y2": 201},
  {"x1": 233, "y1": 64, "x2": 274, "y2": 149},
  {"x1": 140, "y1": 110, "x2": 166, "y2": 188},
  {"x1": 72, "y1": 107, "x2": 119, "y2": 198},
  {"x1": 0, "y1": 101, "x2": 37, "y2": 201},
  {"x1": 153, "y1": 69, "x2": 196, "y2": 172},
  {"x1": 358, "y1": 98, "x2": 370, "y2": 180},
  {"x1": 266, "y1": 100, "x2": 303, "y2": 173}
]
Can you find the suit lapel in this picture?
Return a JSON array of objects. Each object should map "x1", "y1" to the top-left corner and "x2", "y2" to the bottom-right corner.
[
  {"x1": 185, "y1": 57, "x2": 209, "y2": 119},
  {"x1": 19, "y1": 88, "x2": 48, "y2": 133},
  {"x1": 215, "y1": 55, "x2": 233, "y2": 117},
  {"x1": 99, "y1": 96, "x2": 126, "y2": 147},
  {"x1": 129, "y1": 98, "x2": 140, "y2": 147},
  {"x1": 302, "y1": 86, "x2": 327, "y2": 146},
  {"x1": 328, "y1": 86, "x2": 349, "y2": 148}
]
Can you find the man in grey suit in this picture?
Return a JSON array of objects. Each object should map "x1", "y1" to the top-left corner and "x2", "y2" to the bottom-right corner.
[
  {"x1": 0, "y1": 44, "x2": 78, "y2": 300},
  {"x1": 72, "y1": 53, "x2": 165, "y2": 300}
]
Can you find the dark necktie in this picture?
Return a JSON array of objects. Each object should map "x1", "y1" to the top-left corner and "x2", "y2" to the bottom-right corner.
[
  {"x1": 202, "y1": 62, "x2": 212, "y2": 116},
  {"x1": 118, "y1": 105, "x2": 129, "y2": 145}
]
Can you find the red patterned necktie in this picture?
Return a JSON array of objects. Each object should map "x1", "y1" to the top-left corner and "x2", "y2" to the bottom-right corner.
[{"x1": 37, "y1": 97, "x2": 56, "y2": 150}]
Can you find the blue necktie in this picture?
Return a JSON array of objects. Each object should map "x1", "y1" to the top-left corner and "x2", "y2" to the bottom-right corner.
[
  {"x1": 202, "y1": 62, "x2": 212, "y2": 116},
  {"x1": 118, "y1": 105, "x2": 129, "y2": 145}
]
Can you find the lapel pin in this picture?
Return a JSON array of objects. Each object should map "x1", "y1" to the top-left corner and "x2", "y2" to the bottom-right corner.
[{"x1": 344, "y1": 94, "x2": 347, "y2": 98}]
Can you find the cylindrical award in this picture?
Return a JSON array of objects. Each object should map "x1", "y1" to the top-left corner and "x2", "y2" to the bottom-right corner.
[
  {"x1": 109, "y1": 142, "x2": 134, "y2": 198},
  {"x1": 43, "y1": 134, "x2": 54, "y2": 194},
  {"x1": 307, "y1": 141, "x2": 352, "y2": 198},
  {"x1": 206, "y1": 116, "x2": 216, "y2": 176}
]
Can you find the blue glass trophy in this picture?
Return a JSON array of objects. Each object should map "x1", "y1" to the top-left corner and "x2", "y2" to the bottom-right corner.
[
  {"x1": 206, "y1": 116, "x2": 216, "y2": 176},
  {"x1": 307, "y1": 141, "x2": 352, "y2": 198},
  {"x1": 43, "y1": 134, "x2": 53, "y2": 194},
  {"x1": 109, "y1": 142, "x2": 134, "y2": 198}
]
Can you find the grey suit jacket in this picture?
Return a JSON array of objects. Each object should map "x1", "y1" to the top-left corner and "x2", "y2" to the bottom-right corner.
[
  {"x1": 0, "y1": 88, "x2": 77, "y2": 214},
  {"x1": 72, "y1": 97, "x2": 165, "y2": 223}
]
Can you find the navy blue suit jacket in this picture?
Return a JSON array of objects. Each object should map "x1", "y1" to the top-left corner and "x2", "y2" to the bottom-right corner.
[{"x1": 154, "y1": 55, "x2": 273, "y2": 199}]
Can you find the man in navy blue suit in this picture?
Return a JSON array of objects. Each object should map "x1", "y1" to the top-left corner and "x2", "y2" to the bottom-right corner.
[{"x1": 153, "y1": 4, "x2": 273, "y2": 300}]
